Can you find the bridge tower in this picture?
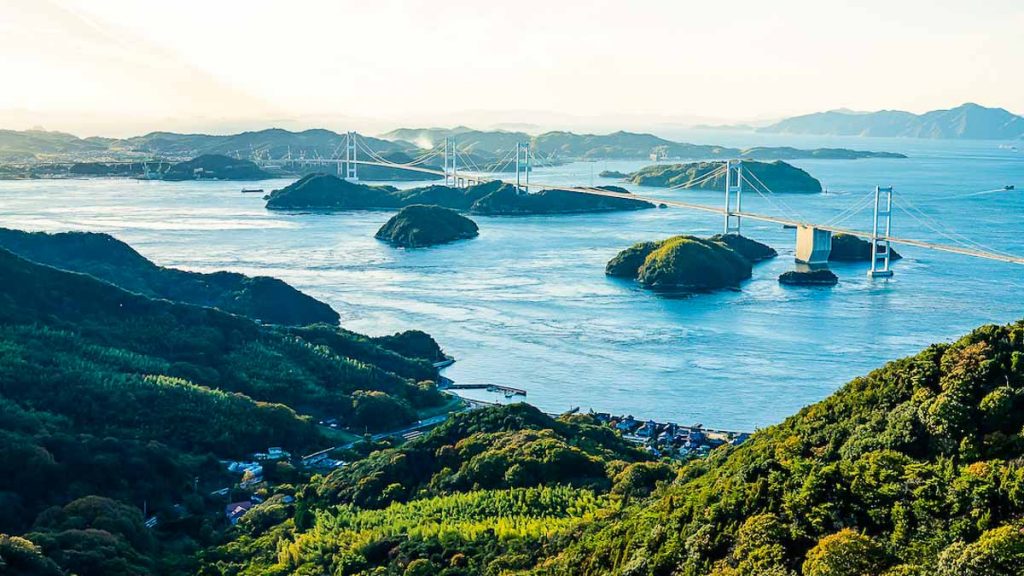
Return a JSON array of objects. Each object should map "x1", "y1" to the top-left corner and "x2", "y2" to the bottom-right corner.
[
  {"x1": 723, "y1": 160, "x2": 743, "y2": 235},
  {"x1": 444, "y1": 137, "x2": 460, "y2": 187},
  {"x1": 343, "y1": 131, "x2": 358, "y2": 181},
  {"x1": 515, "y1": 142, "x2": 530, "y2": 193},
  {"x1": 868, "y1": 186, "x2": 895, "y2": 278}
]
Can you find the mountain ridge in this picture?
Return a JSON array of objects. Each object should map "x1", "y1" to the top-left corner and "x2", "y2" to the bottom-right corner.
[{"x1": 760, "y1": 102, "x2": 1024, "y2": 139}]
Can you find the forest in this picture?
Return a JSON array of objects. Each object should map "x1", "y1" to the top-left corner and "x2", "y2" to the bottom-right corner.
[{"x1": 1, "y1": 229, "x2": 1023, "y2": 575}]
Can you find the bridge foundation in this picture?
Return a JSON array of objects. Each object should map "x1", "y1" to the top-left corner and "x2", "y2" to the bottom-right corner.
[{"x1": 795, "y1": 225, "x2": 832, "y2": 268}]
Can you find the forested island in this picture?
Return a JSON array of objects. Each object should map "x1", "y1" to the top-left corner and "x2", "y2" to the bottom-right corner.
[
  {"x1": 607, "y1": 234, "x2": 776, "y2": 292},
  {"x1": 628, "y1": 160, "x2": 823, "y2": 193},
  {"x1": 265, "y1": 174, "x2": 653, "y2": 215},
  {"x1": 375, "y1": 205, "x2": 479, "y2": 247},
  {"x1": 0, "y1": 224, "x2": 1022, "y2": 575}
]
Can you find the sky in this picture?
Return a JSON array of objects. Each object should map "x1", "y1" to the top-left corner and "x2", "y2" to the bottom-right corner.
[{"x1": 2, "y1": 0, "x2": 1022, "y2": 137}]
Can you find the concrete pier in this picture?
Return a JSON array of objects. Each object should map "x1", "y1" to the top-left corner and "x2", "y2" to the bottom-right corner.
[{"x1": 795, "y1": 225, "x2": 832, "y2": 266}]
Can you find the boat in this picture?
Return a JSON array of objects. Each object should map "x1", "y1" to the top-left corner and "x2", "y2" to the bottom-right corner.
[
  {"x1": 1005, "y1": 185, "x2": 1015, "y2": 191},
  {"x1": 241, "y1": 188, "x2": 264, "y2": 194}
]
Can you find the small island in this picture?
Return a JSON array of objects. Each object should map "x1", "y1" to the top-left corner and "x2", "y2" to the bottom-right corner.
[
  {"x1": 599, "y1": 170, "x2": 630, "y2": 179},
  {"x1": 779, "y1": 269, "x2": 839, "y2": 286},
  {"x1": 829, "y1": 233, "x2": 903, "y2": 262},
  {"x1": 608, "y1": 234, "x2": 775, "y2": 293},
  {"x1": 629, "y1": 160, "x2": 822, "y2": 193},
  {"x1": 375, "y1": 205, "x2": 479, "y2": 248}
]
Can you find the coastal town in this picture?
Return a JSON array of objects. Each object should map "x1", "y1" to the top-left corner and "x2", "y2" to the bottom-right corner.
[{"x1": 209, "y1": 382, "x2": 751, "y2": 527}]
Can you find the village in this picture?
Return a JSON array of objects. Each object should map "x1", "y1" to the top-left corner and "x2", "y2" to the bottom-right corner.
[{"x1": 206, "y1": 396, "x2": 751, "y2": 526}]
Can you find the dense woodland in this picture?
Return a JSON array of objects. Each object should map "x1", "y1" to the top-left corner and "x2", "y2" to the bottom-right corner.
[
  {"x1": 0, "y1": 237, "x2": 451, "y2": 575},
  {"x1": 197, "y1": 322, "x2": 1024, "y2": 576},
  {"x1": 1, "y1": 228, "x2": 1022, "y2": 575}
]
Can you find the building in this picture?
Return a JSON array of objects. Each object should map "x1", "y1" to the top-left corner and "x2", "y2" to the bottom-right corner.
[{"x1": 225, "y1": 501, "x2": 253, "y2": 525}]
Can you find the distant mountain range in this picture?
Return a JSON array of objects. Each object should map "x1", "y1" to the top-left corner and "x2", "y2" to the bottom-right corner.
[
  {"x1": 759, "y1": 103, "x2": 1024, "y2": 140},
  {"x1": 0, "y1": 126, "x2": 904, "y2": 168},
  {"x1": 378, "y1": 127, "x2": 903, "y2": 161},
  {"x1": 0, "y1": 128, "x2": 412, "y2": 164}
]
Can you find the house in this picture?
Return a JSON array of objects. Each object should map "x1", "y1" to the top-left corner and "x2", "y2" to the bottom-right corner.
[
  {"x1": 301, "y1": 448, "x2": 332, "y2": 468},
  {"x1": 636, "y1": 420, "x2": 659, "y2": 438},
  {"x1": 253, "y1": 447, "x2": 291, "y2": 462},
  {"x1": 731, "y1": 432, "x2": 751, "y2": 446},
  {"x1": 615, "y1": 416, "x2": 639, "y2": 433},
  {"x1": 225, "y1": 501, "x2": 253, "y2": 525}
]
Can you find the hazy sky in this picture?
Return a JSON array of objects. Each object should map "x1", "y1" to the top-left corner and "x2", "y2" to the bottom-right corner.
[{"x1": 2, "y1": 0, "x2": 1022, "y2": 136}]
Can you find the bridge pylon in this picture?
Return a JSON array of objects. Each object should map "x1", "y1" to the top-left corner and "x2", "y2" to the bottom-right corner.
[
  {"x1": 343, "y1": 131, "x2": 358, "y2": 181},
  {"x1": 515, "y1": 142, "x2": 530, "y2": 193},
  {"x1": 723, "y1": 160, "x2": 743, "y2": 235},
  {"x1": 444, "y1": 137, "x2": 460, "y2": 187},
  {"x1": 868, "y1": 186, "x2": 895, "y2": 278}
]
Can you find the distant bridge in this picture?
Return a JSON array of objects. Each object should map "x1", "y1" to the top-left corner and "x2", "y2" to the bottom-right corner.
[{"x1": 278, "y1": 132, "x2": 1024, "y2": 272}]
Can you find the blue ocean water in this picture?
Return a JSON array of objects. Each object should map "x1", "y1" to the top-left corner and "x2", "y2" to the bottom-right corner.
[{"x1": 0, "y1": 134, "x2": 1020, "y2": 431}]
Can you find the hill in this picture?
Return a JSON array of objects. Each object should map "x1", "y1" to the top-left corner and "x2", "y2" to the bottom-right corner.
[
  {"x1": 198, "y1": 319, "x2": 1024, "y2": 576},
  {"x1": 606, "y1": 234, "x2": 775, "y2": 292},
  {"x1": 375, "y1": 205, "x2": 479, "y2": 248},
  {"x1": 265, "y1": 174, "x2": 653, "y2": 215},
  {"x1": 161, "y1": 154, "x2": 271, "y2": 180},
  {"x1": 0, "y1": 227, "x2": 339, "y2": 326},
  {"x1": 629, "y1": 160, "x2": 822, "y2": 193},
  {"x1": 760, "y1": 103, "x2": 1024, "y2": 139},
  {"x1": 0, "y1": 241, "x2": 455, "y2": 573}
]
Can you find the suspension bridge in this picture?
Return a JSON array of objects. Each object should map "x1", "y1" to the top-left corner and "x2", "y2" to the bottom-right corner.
[{"x1": 264, "y1": 131, "x2": 1023, "y2": 275}]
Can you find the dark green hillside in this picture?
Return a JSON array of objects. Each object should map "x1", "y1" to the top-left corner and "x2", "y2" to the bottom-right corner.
[
  {"x1": 265, "y1": 174, "x2": 652, "y2": 215},
  {"x1": 116, "y1": 314, "x2": 1024, "y2": 575},
  {"x1": 545, "y1": 320, "x2": 1024, "y2": 575},
  {"x1": 467, "y1": 183, "x2": 652, "y2": 215},
  {"x1": 607, "y1": 234, "x2": 773, "y2": 292},
  {"x1": 203, "y1": 404, "x2": 660, "y2": 575},
  {"x1": 314, "y1": 403, "x2": 649, "y2": 508},
  {"x1": 162, "y1": 154, "x2": 270, "y2": 181},
  {"x1": 264, "y1": 173, "x2": 404, "y2": 210},
  {"x1": 0, "y1": 247, "x2": 442, "y2": 427},
  {"x1": 630, "y1": 160, "x2": 822, "y2": 193},
  {"x1": 0, "y1": 236, "x2": 457, "y2": 575},
  {"x1": 375, "y1": 205, "x2": 479, "y2": 248},
  {"x1": 372, "y1": 329, "x2": 447, "y2": 363},
  {"x1": 637, "y1": 236, "x2": 752, "y2": 290},
  {"x1": 0, "y1": 227, "x2": 339, "y2": 326}
]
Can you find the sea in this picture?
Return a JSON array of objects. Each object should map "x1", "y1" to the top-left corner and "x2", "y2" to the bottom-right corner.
[{"x1": 1, "y1": 131, "x2": 1021, "y2": 431}]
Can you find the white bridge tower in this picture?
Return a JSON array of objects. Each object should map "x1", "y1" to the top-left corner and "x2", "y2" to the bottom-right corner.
[
  {"x1": 515, "y1": 142, "x2": 530, "y2": 193},
  {"x1": 723, "y1": 159, "x2": 743, "y2": 235},
  {"x1": 343, "y1": 131, "x2": 358, "y2": 181},
  {"x1": 444, "y1": 137, "x2": 460, "y2": 187},
  {"x1": 868, "y1": 186, "x2": 895, "y2": 278}
]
